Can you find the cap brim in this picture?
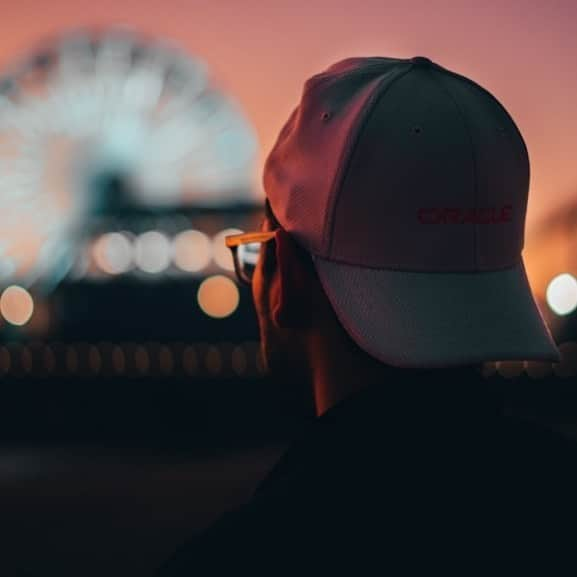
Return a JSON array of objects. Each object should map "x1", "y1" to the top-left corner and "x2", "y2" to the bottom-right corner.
[{"x1": 313, "y1": 257, "x2": 560, "y2": 367}]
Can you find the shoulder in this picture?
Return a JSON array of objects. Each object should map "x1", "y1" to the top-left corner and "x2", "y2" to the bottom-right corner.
[{"x1": 155, "y1": 387, "x2": 577, "y2": 575}]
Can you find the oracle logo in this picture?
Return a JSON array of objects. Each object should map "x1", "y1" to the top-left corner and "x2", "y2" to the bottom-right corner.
[{"x1": 417, "y1": 205, "x2": 513, "y2": 224}]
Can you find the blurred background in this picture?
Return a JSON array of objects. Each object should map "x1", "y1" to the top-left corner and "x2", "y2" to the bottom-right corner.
[{"x1": 0, "y1": 1, "x2": 576, "y2": 576}]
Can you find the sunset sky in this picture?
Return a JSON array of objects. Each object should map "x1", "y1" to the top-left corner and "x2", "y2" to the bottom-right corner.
[{"x1": 1, "y1": 0, "x2": 576, "y2": 229}]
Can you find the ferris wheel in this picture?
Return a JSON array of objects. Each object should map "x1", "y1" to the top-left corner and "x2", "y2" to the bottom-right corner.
[{"x1": 0, "y1": 28, "x2": 258, "y2": 289}]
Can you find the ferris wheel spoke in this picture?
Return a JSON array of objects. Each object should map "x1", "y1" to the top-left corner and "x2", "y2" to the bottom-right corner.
[{"x1": 0, "y1": 28, "x2": 257, "y2": 287}]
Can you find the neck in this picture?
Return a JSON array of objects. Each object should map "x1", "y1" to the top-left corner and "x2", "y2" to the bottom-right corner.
[
  {"x1": 306, "y1": 333, "x2": 485, "y2": 416},
  {"x1": 307, "y1": 332, "x2": 390, "y2": 416}
]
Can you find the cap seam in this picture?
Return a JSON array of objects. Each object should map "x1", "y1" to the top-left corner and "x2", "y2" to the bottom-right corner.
[
  {"x1": 323, "y1": 63, "x2": 415, "y2": 256},
  {"x1": 426, "y1": 69, "x2": 480, "y2": 269},
  {"x1": 442, "y1": 68, "x2": 531, "y2": 169},
  {"x1": 314, "y1": 59, "x2": 400, "y2": 84},
  {"x1": 435, "y1": 67, "x2": 531, "y2": 254}
]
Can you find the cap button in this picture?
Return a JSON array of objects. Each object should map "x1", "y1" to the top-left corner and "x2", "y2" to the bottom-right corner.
[{"x1": 410, "y1": 56, "x2": 433, "y2": 66}]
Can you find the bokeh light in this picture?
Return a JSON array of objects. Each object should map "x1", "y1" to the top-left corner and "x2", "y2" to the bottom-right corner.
[
  {"x1": 134, "y1": 231, "x2": 172, "y2": 274},
  {"x1": 480, "y1": 361, "x2": 497, "y2": 378},
  {"x1": 88, "y1": 345, "x2": 102, "y2": 374},
  {"x1": 20, "y1": 346, "x2": 32, "y2": 373},
  {"x1": 43, "y1": 346, "x2": 56, "y2": 373},
  {"x1": 0, "y1": 285, "x2": 34, "y2": 326},
  {"x1": 158, "y1": 345, "x2": 174, "y2": 373},
  {"x1": 231, "y1": 345, "x2": 247, "y2": 375},
  {"x1": 205, "y1": 345, "x2": 223, "y2": 374},
  {"x1": 112, "y1": 346, "x2": 126, "y2": 373},
  {"x1": 546, "y1": 273, "x2": 577, "y2": 316},
  {"x1": 197, "y1": 275, "x2": 239, "y2": 318},
  {"x1": 496, "y1": 360, "x2": 524, "y2": 379},
  {"x1": 65, "y1": 345, "x2": 79, "y2": 373},
  {"x1": 524, "y1": 360, "x2": 553, "y2": 379},
  {"x1": 134, "y1": 345, "x2": 150, "y2": 374},
  {"x1": 173, "y1": 229, "x2": 212, "y2": 273},
  {"x1": 212, "y1": 228, "x2": 242, "y2": 271},
  {"x1": 182, "y1": 345, "x2": 198, "y2": 374},
  {"x1": 92, "y1": 232, "x2": 134, "y2": 274}
]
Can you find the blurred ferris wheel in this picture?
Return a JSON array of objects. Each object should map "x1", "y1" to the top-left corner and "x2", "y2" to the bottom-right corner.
[{"x1": 0, "y1": 28, "x2": 258, "y2": 289}]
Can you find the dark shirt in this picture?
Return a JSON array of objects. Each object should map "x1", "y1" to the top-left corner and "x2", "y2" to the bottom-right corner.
[{"x1": 156, "y1": 369, "x2": 577, "y2": 575}]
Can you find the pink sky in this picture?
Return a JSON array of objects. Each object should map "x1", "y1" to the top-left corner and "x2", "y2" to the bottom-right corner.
[{"x1": 1, "y1": 0, "x2": 576, "y2": 229}]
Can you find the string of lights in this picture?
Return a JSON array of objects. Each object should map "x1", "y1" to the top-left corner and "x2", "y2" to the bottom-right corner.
[
  {"x1": 1, "y1": 336, "x2": 576, "y2": 380},
  {"x1": 0, "y1": 340, "x2": 265, "y2": 379},
  {"x1": 86, "y1": 227, "x2": 241, "y2": 278}
]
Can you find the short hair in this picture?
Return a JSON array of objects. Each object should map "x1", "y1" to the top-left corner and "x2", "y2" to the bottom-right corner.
[
  {"x1": 264, "y1": 198, "x2": 279, "y2": 227},
  {"x1": 263, "y1": 199, "x2": 313, "y2": 271}
]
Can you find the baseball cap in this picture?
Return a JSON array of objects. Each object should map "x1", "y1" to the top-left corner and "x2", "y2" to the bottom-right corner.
[{"x1": 263, "y1": 55, "x2": 560, "y2": 367}]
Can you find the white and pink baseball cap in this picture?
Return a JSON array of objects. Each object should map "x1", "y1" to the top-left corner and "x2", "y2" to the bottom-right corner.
[{"x1": 264, "y1": 55, "x2": 560, "y2": 367}]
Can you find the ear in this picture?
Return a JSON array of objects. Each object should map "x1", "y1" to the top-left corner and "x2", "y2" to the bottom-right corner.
[{"x1": 271, "y1": 229, "x2": 313, "y2": 329}]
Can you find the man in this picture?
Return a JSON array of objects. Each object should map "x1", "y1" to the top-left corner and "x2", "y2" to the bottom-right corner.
[{"x1": 156, "y1": 56, "x2": 577, "y2": 575}]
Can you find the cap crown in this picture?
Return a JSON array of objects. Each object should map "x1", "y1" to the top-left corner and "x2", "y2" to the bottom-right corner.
[{"x1": 264, "y1": 56, "x2": 529, "y2": 272}]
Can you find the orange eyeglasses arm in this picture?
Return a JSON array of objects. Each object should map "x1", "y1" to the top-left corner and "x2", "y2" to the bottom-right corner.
[{"x1": 225, "y1": 230, "x2": 276, "y2": 248}]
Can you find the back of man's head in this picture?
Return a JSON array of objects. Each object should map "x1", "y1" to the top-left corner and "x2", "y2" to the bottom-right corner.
[{"x1": 262, "y1": 55, "x2": 559, "y2": 373}]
